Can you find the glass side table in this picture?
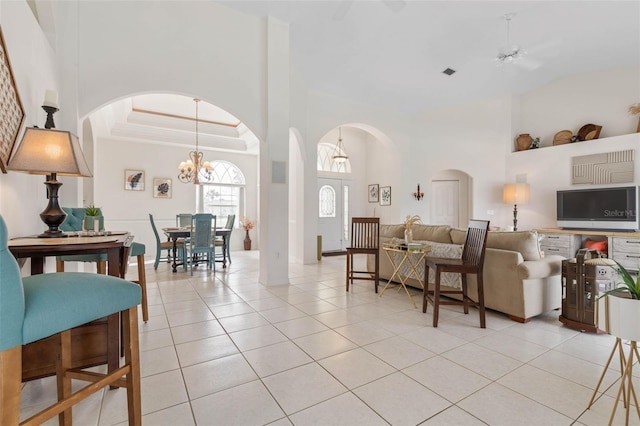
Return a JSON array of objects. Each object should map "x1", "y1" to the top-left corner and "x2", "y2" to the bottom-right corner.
[{"x1": 380, "y1": 243, "x2": 431, "y2": 308}]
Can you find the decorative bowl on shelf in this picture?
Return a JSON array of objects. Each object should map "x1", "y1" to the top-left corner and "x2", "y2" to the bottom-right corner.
[
  {"x1": 553, "y1": 130, "x2": 573, "y2": 145},
  {"x1": 577, "y1": 124, "x2": 602, "y2": 141}
]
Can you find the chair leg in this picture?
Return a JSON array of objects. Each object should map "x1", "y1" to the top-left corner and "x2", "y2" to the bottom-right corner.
[
  {"x1": 477, "y1": 272, "x2": 486, "y2": 328},
  {"x1": 422, "y1": 265, "x2": 430, "y2": 314},
  {"x1": 433, "y1": 269, "x2": 441, "y2": 327},
  {"x1": 56, "y1": 330, "x2": 72, "y2": 426},
  {"x1": 346, "y1": 251, "x2": 351, "y2": 291},
  {"x1": 122, "y1": 307, "x2": 142, "y2": 425},
  {"x1": 56, "y1": 260, "x2": 65, "y2": 272},
  {"x1": 134, "y1": 254, "x2": 149, "y2": 322},
  {"x1": 0, "y1": 346, "x2": 22, "y2": 426},
  {"x1": 374, "y1": 252, "x2": 379, "y2": 294},
  {"x1": 461, "y1": 274, "x2": 469, "y2": 314}
]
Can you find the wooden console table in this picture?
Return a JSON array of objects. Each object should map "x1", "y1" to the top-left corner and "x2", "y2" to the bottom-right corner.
[{"x1": 8, "y1": 232, "x2": 132, "y2": 381}]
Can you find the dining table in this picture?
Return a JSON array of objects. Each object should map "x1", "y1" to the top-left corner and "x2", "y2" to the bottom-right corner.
[{"x1": 163, "y1": 227, "x2": 232, "y2": 272}]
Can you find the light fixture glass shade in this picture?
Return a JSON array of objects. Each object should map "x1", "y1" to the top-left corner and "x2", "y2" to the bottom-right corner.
[
  {"x1": 503, "y1": 183, "x2": 530, "y2": 205},
  {"x1": 8, "y1": 127, "x2": 92, "y2": 177},
  {"x1": 332, "y1": 127, "x2": 348, "y2": 163}
]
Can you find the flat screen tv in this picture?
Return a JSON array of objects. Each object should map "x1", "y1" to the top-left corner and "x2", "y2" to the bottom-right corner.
[{"x1": 557, "y1": 186, "x2": 638, "y2": 231}]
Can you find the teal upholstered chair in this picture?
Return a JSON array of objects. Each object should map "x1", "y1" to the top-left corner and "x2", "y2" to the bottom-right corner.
[
  {"x1": 0, "y1": 215, "x2": 142, "y2": 424},
  {"x1": 176, "y1": 213, "x2": 192, "y2": 227},
  {"x1": 57, "y1": 207, "x2": 108, "y2": 273},
  {"x1": 57, "y1": 207, "x2": 149, "y2": 322},
  {"x1": 150, "y1": 213, "x2": 185, "y2": 270},
  {"x1": 188, "y1": 213, "x2": 216, "y2": 275},
  {"x1": 215, "y1": 214, "x2": 235, "y2": 266}
]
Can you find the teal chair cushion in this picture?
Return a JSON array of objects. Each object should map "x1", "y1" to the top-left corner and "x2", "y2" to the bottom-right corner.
[
  {"x1": 130, "y1": 242, "x2": 145, "y2": 257},
  {"x1": 21, "y1": 272, "x2": 141, "y2": 345}
]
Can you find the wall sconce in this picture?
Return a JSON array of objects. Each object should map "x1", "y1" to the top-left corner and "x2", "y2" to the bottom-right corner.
[
  {"x1": 413, "y1": 184, "x2": 424, "y2": 201},
  {"x1": 503, "y1": 183, "x2": 530, "y2": 231}
]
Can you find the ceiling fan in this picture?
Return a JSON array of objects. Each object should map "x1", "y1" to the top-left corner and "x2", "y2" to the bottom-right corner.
[
  {"x1": 333, "y1": 0, "x2": 406, "y2": 21},
  {"x1": 495, "y1": 13, "x2": 561, "y2": 71},
  {"x1": 496, "y1": 13, "x2": 526, "y2": 65}
]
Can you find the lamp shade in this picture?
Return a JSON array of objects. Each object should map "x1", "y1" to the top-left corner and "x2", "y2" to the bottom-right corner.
[
  {"x1": 503, "y1": 183, "x2": 530, "y2": 205},
  {"x1": 8, "y1": 127, "x2": 92, "y2": 177}
]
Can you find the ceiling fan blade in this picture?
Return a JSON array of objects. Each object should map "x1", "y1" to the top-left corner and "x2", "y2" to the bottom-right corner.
[
  {"x1": 381, "y1": 0, "x2": 406, "y2": 13},
  {"x1": 333, "y1": 0, "x2": 354, "y2": 21},
  {"x1": 515, "y1": 56, "x2": 543, "y2": 71}
]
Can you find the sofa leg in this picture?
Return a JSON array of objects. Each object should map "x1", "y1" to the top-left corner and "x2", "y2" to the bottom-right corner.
[{"x1": 508, "y1": 315, "x2": 530, "y2": 323}]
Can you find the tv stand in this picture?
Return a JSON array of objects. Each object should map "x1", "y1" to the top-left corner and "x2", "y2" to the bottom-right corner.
[{"x1": 537, "y1": 228, "x2": 640, "y2": 272}]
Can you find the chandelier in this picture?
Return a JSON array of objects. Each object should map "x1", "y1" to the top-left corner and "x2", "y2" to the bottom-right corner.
[
  {"x1": 178, "y1": 98, "x2": 213, "y2": 184},
  {"x1": 332, "y1": 127, "x2": 348, "y2": 163}
]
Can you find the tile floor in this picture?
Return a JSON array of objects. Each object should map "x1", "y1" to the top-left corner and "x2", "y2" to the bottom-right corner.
[{"x1": 19, "y1": 252, "x2": 640, "y2": 425}]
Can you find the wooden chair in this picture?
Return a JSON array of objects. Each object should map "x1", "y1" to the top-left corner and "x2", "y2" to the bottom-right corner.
[
  {"x1": 423, "y1": 219, "x2": 490, "y2": 328},
  {"x1": 0, "y1": 215, "x2": 142, "y2": 425},
  {"x1": 346, "y1": 217, "x2": 380, "y2": 293}
]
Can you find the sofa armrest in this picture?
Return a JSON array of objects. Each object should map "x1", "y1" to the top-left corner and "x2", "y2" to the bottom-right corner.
[{"x1": 517, "y1": 255, "x2": 564, "y2": 280}]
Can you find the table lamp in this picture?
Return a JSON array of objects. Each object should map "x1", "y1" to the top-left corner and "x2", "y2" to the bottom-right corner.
[
  {"x1": 7, "y1": 127, "x2": 92, "y2": 237},
  {"x1": 503, "y1": 183, "x2": 530, "y2": 231}
]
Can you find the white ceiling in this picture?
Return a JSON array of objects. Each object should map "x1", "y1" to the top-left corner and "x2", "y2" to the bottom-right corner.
[
  {"x1": 95, "y1": 1, "x2": 640, "y2": 150},
  {"x1": 220, "y1": 0, "x2": 640, "y2": 113}
]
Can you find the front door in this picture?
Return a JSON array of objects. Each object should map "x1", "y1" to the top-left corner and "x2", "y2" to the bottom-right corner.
[{"x1": 318, "y1": 178, "x2": 349, "y2": 252}]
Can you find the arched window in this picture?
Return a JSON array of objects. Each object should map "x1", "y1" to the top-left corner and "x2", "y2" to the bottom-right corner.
[
  {"x1": 317, "y1": 143, "x2": 351, "y2": 173},
  {"x1": 319, "y1": 185, "x2": 336, "y2": 217},
  {"x1": 200, "y1": 161, "x2": 246, "y2": 227}
]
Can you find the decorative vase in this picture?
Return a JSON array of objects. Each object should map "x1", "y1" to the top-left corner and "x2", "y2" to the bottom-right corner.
[
  {"x1": 516, "y1": 133, "x2": 533, "y2": 151},
  {"x1": 244, "y1": 229, "x2": 252, "y2": 251},
  {"x1": 404, "y1": 228, "x2": 413, "y2": 245},
  {"x1": 84, "y1": 215, "x2": 103, "y2": 232}
]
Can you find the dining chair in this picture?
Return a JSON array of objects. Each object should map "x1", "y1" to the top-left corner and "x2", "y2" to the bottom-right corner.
[
  {"x1": 346, "y1": 217, "x2": 380, "y2": 293},
  {"x1": 149, "y1": 213, "x2": 184, "y2": 270},
  {"x1": 176, "y1": 213, "x2": 192, "y2": 228},
  {"x1": 0, "y1": 215, "x2": 142, "y2": 425},
  {"x1": 188, "y1": 213, "x2": 216, "y2": 275},
  {"x1": 215, "y1": 214, "x2": 235, "y2": 266},
  {"x1": 56, "y1": 207, "x2": 107, "y2": 273},
  {"x1": 423, "y1": 219, "x2": 490, "y2": 328}
]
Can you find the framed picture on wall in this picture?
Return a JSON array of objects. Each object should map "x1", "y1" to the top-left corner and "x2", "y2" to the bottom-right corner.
[
  {"x1": 380, "y1": 186, "x2": 391, "y2": 206},
  {"x1": 153, "y1": 177, "x2": 172, "y2": 198},
  {"x1": 124, "y1": 169, "x2": 145, "y2": 191},
  {"x1": 368, "y1": 184, "x2": 379, "y2": 203},
  {"x1": 0, "y1": 27, "x2": 25, "y2": 174}
]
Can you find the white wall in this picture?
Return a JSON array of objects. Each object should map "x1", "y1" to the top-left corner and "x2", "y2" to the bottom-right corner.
[
  {"x1": 93, "y1": 134, "x2": 259, "y2": 258},
  {"x1": 0, "y1": 1, "x2": 63, "y2": 238}
]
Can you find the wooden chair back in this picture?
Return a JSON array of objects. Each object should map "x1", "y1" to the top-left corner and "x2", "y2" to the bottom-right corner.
[
  {"x1": 349, "y1": 217, "x2": 380, "y2": 250},
  {"x1": 461, "y1": 219, "x2": 490, "y2": 268}
]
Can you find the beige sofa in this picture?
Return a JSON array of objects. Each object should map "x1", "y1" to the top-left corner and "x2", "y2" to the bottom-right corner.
[{"x1": 367, "y1": 224, "x2": 565, "y2": 322}]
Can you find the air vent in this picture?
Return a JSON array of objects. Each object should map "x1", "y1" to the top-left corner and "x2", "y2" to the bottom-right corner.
[{"x1": 442, "y1": 68, "x2": 456, "y2": 76}]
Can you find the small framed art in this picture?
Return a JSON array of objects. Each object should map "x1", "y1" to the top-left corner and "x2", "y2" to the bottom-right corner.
[
  {"x1": 380, "y1": 186, "x2": 391, "y2": 206},
  {"x1": 153, "y1": 177, "x2": 172, "y2": 198},
  {"x1": 124, "y1": 169, "x2": 145, "y2": 191},
  {"x1": 368, "y1": 184, "x2": 379, "y2": 203}
]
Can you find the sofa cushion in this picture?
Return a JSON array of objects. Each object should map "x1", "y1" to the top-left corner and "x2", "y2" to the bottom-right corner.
[
  {"x1": 412, "y1": 225, "x2": 452, "y2": 243},
  {"x1": 487, "y1": 231, "x2": 541, "y2": 261},
  {"x1": 380, "y1": 224, "x2": 405, "y2": 239},
  {"x1": 450, "y1": 228, "x2": 466, "y2": 244}
]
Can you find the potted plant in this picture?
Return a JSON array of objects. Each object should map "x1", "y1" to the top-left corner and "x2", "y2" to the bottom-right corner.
[
  {"x1": 597, "y1": 260, "x2": 640, "y2": 341},
  {"x1": 240, "y1": 216, "x2": 255, "y2": 250},
  {"x1": 83, "y1": 205, "x2": 104, "y2": 232}
]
